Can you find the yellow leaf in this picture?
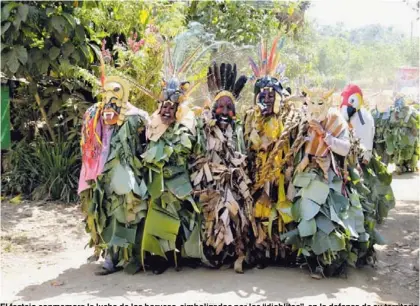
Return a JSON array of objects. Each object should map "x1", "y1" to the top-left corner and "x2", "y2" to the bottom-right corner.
[
  {"x1": 123, "y1": 248, "x2": 129, "y2": 261},
  {"x1": 139, "y1": 9, "x2": 149, "y2": 25},
  {"x1": 288, "y1": 6, "x2": 294, "y2": 16},
  {"x1": 10, "y1": 194, "x2": 22, "y2": 205},
  {"x1": 277, "y1": 200, "x2": 294, "y2": 224}
]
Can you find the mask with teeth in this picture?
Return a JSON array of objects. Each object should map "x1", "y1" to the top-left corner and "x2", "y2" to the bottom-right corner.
[
  {"x1": 212, "y1": 95, "x2": 236, "y2": 131},
  {"x1": 159, "y1": 78, "x2": 189, "y2": 126},
  {"x1": 101, "y1": 77, "x2": 130, "y2": 126},
  {"x1": 159, "y1": 101, "x2": 178, "y2": 125}
]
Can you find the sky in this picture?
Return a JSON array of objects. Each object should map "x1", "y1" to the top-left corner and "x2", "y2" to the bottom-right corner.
[{"x1": 306, "y1": 0, "x2": 419, "y2": 36}]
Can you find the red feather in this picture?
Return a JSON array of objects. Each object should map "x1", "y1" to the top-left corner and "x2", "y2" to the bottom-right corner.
[{"x1": 268, "y1": 36, "x2": 280, "y2": 74}]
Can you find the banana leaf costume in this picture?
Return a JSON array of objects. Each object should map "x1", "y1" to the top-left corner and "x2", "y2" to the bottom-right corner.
[
  {"x1": 190, "y1": 62, "x2": 255, "y2": 273},
  {"x1": 140, "y1": 79, "x2": 202, "y2": 272},
  {"x1": 288, "y1": 87, "x2": 378, "y2": 277},
  {"x1": 243, "y1": 37, "x2": 301, "y2": 266},
  {"x1": 372, "y1": 96, "x2": 419, "y2": 173},
  {"x1": 340, "y1": 84, "x2": 395, "y2": 225},
  {"x1": 78, "y1": 76, "x2": 150, "y2": 275}
]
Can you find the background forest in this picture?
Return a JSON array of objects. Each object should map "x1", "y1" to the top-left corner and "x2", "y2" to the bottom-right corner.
[{"x1": 1, "y1": 0, "x2": 418, "y2": 203}]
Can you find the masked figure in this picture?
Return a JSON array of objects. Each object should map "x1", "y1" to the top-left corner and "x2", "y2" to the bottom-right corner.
[
  {"x1": 135, "y1": 30, "x2": 214, "y2": 273},
  {"x1": 289, "y1": 86, "x2": 378, "y2": 278},
  {"x1": 340, "y1": 84, "x2": 375, "y2": 163},
  {"x1": 79, "y1": 75, "x2": 150, "y2": 275},
  {"x1": 243, "y1": 37, "x2": 305, "y2": 268},
  {"x1": 373, "y1": 95, "x2": 419, "y2": 174},
  {"x1": 189, "y1": 62, "x2": 255, "y2": 273},
  {"x1": 340, "y1": 84, "x2": 395, "y2": 225}
]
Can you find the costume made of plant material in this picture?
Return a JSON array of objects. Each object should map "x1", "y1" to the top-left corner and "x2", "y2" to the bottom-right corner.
[
  {"x1": 288, "y1": 87, "x2": 371, "y2": 277},
  {"x1": 78, "y1": 76, "x2": 150, "y2": 275},
  {"x1": 189, "y1": 62, "x2": 254, "y2": 273},
  {"x1": 243, "y1": 37, "x2": 305, "y2": 266},
  {"x1": 340, "y1": 84, "x2": 395, "y2": 224},
  {"x1": 134, "y1": 29, "x2": 217, "y2": 272},
  {"x1": 372, "y1": 95, "x2": 419, "y2": 173}
]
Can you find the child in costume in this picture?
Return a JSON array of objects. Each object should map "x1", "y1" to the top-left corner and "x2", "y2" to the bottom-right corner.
[
  {"x1": 190, "y1": 62, "x2": 254, "y2": 273},
  {"x1": 78, "y1": 75, "x2": 150, "y2": 275}
]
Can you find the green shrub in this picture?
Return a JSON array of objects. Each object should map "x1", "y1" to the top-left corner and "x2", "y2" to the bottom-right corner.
[{"x1": 2, "y1": 135, "x2": 81, "y2": 203}]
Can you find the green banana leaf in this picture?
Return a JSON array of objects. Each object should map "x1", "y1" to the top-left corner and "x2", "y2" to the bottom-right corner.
[
  {"x1": 102, "y1": 216, "x2": 137, "y2": 247},
  {"x1": 141, "y1": 200, "x2": 181, "y2": 262},
  {"x1": 298, "y1": 218, "x2": 317, "y2": 237},
  {"x1": 302, "y1": 180, "x2": 330, "y2": 204},
  {"x1": 165, "y1": 172, "x2": 193, "y2": 200},
  {"x1": 300, "y1": 198, "x2": 320, "y2": 220}
]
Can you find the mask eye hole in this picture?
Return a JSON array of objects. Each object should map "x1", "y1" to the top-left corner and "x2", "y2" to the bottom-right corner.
[
  {"x1": 318, "y1": 102, "x2": 323, "y2": 105},
  {"x1": 113, "y1": 87, "x2": 120, "y2": 92}
]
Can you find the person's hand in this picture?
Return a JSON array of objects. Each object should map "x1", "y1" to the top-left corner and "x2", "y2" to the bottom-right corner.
[{"x1": 309, "y1": 120, "x2": 326, "y2": 137}]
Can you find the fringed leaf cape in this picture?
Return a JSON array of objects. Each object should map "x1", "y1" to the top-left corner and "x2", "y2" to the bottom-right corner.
[
  {"x1": 190, "y1": 110, "x2": 256, "y2": 273},
  {"x1": 140, "y1": 109, "x2": 202, "y2": 268}
]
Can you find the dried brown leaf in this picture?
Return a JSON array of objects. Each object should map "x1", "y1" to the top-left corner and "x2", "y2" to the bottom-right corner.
[
  {"x1": 193, "y1": 168, "x2": 204, "y2": 186},
  {"x1": 203, "y1": 163, "x2": 213, "y2": 182}
]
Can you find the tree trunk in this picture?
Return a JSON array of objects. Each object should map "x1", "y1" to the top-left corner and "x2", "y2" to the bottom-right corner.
[
  {"x1": 26, "y1": 76, "x2": 56, "y2": 142},
  {"x1": 33, "y1": 90, "x2": 56, "y2": 142}
]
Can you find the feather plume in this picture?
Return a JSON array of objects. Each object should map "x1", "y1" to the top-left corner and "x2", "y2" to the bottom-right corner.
[
  {"x1": 213, "y1": 61, "x2": 221, "y2": 89},
  {"x1": 248, "y1": 57, "x2": 260, "y2": 78},
  {"x1": 99, "y1": 53, "x2": 105, "y2": 88},
  {"x1": 267, "y1": 36, "x2": 280, "y2": 74},
  {"x1": 207, "y1": 66, "x2": 217, "y2": 93},
  {"x1": 220, "y1": 63, "x2": 226, "y2": 90},
  {"x1": 230, "y1": 63, "x2": 237, "y2": 91},
  {"x1": 233, "y1": 75, "x2": 247, "y2": 99},
  {"x1": 261, "y1": 37, "x2": 267, "y2": 75},
  {"x1": 272, "y1": 52, "x2": 281, "y2": 76},
  {"x1": 177, "y1": 45, "x2": 201, "y2": 76},
  {"x1": 225, "y1": 63, "x2": 233, "y2": 91},
  {"x1": 165, "y1": 43, "x2": 174, "y2": 78}
]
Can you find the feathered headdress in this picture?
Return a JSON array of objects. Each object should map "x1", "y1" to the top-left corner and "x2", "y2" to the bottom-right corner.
[
  {"x1": 158, "y1": 22, "x2": 222, "y2": 105},
  {"x1": 207, "y1": 62, "x2": 248, "y2": 104},
  {"x1": 248, "y1": 36, "x2": 290, "y2": 97}
]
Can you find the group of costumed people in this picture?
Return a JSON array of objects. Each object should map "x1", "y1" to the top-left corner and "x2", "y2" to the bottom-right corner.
[{"x1": 78, "y1": 33, "x2": 395, "y2": 278}]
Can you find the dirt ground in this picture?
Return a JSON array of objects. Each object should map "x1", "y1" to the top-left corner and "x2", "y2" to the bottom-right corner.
[{"x1": 1, "y1": 172, "x2": 419, "y2": 305}]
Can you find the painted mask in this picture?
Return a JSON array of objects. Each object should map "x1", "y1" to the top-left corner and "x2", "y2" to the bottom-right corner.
[
  {"x1": 254, "y1": 76, "x2": 284, "y2": 117},
  {"x1": 257, "y1": 88, "x2": 276, "y2": 116},
  {"x1": 304, "y1": 87, "x2": 335, "y2": 122},
  {"x1": 159, "y1": 78, "x2": 189, "y2": 125},
  {"x1": 340, "y1": 84, "x2": 364, "y2": 121},
  {"x1": 101, "y1": 77, "x2": 130, "y2": 126},
  {"x1": 212, "y1": 94, "x2": 236, "y2": 130},
  {"x1": 159, "y1": 101, "x2": 178, "y2": 125}
]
